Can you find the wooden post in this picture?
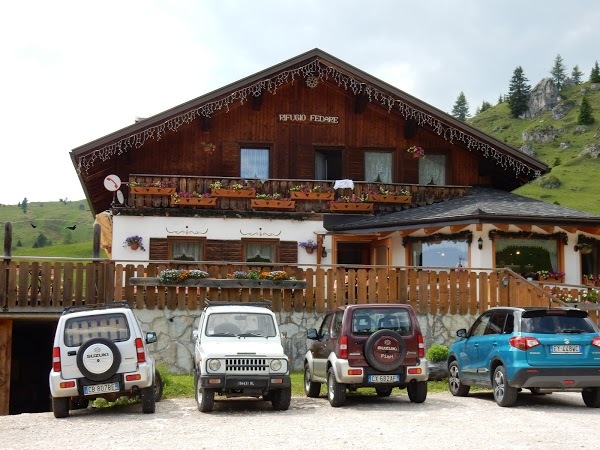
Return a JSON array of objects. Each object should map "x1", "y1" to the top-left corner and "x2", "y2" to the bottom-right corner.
[
  {"x1": 0, "y1": 318, "x2": 12, "y2": 416},
  {"x1": 2, "y1": 222, "x2": 11, "y2": 311}
]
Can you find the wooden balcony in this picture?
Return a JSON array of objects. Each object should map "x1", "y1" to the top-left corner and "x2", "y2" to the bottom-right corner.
[{"x1": 124, "y1": 175, "x2": 471, "y2": 215}]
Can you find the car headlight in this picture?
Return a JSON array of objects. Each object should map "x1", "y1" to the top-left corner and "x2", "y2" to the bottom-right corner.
[
  {"x1": 208, "y1": 359, "x2": 221, "y2": 371},
  {"x1": 270, "y1": 359, "x2": 283, "y2": 371}
]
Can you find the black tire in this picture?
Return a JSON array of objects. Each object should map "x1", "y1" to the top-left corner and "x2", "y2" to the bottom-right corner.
[
  {"x1": 76, "y1": 338, "x2": 121, "y2": 382},
  {"x1": 141, "y1": 386, "x2": 156, "y2": 414},
  {"x1": 304, "y1": 363, "x2": 321, "y2": 398},
  {"x1": 407, "y1": 381, "x2": 427, "y2": 403},
  {"x1": 582, "y1": 387, "x2": 600, "y2": 407},
  {"x1": 493, "y1": 366, "x2": 517, "y2": 407},
  {"x1": 69, "y1": 398, "x2": 89, "y2": 410},
  {"x1": 270, "y1": 387, "x2": 292, "y2": 410},
  {"x1": 52, "y1": 396, "x2": 70, "y2": 418},
  {"x1": 327, "y1": 368, "x2": 346, "y2": 407},
  {"x1": 375, "y1": 387, "x2": 393, "y2": 397},
  {"x1": 448, "y1": 361, "x2": 470, "y2": 397},
  {"x1": 196, "y1": 376, "x2": 215, "y2": 412},
  {"x1": 154, "y1": 370, "x2": 164, "y2": 402},
  {"x1": 364, "y1": 329, "x2": 406, "y2": 372}
]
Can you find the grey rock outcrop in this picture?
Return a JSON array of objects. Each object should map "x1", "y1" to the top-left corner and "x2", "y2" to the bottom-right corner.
[
  {"x1": 521, "y1": 78, "x2": 561, "y2": 119},
  {"x1": 539, "y1": 175, "x2": 561, "y2": 189},
  {"x1": 522, "y1": 125, "x2": 558, "y2": 143},
  {"x1": 519, "y1": 143, "x2": 536, "y2": 157},
  {"x1": 551, "y1": 101, "x2": 574, "y2": 120},
  {"x1": 578, "y1": 144, "x2": 600, "y2": 158}
]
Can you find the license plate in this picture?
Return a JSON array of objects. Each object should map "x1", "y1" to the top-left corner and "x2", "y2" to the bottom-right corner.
[
  {"x1": 83, "y1": 382, "x2": 120, "y2": 395},
  {"x1": 551, "y1": 345, "x2": 581, "y2": 354},
  {"x1": 368, "y1": 374, "x2": 399, "y2": 383}
]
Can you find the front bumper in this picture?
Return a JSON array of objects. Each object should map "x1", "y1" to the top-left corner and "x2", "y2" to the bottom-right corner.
[
  {"x1": 49, "y1": 362, "x2": 154, "y2": 398},
  {"x1": 332, "y1": 358, "x2": 428, "y2": 385},
  {"x1": 200, "y1": 374, "x2": 291, "y2": 392},
  {"x1": 510, "y1": 367, "x2": 600, "y2": 389}
]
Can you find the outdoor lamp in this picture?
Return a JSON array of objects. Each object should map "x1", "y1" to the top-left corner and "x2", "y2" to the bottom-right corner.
[{"x1": 478, "y1": 237, "x2": 483, "y2": 250}]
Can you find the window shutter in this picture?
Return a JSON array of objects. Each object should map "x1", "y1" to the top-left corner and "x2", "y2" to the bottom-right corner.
[{"x1": 149, "y1": 238, "x2": 168, "y2": 261}]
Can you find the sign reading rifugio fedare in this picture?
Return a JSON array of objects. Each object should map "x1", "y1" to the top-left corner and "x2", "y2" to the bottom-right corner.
[{"x1": 278, "y1": 113, "x2": 339, "y2": 124}]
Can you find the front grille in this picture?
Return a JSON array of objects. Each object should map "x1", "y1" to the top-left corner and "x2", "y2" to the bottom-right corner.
[{"x1": 226, "y1": 358, "x2": 268, "y2": 373}]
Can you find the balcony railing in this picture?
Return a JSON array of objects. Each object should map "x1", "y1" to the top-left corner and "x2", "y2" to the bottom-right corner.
[{"x1": 125, "y1": 175, "x2": 471, "y2": 214}]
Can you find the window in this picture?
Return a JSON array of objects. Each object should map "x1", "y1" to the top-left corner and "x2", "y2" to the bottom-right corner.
[
  {"x1": 319, "y1": 313, "x2": 334, "y2": 340},
  {"x1": 241, "y1": 147, "x2": 269, "y2": 179},
  {"x1": 315, "y1": 149, "x2": 342, "y2": 180},
  {"x1": 495, "y1": 238, "x2": 559, "y2": 276},
  {"x1": 64, "y1": 313, "x2": 130, "y2": 347},
  {"x1": 168, "y1": 237, "x2": 204, "y2": 262},
  {"x1": 365, "y1": 152, "x2": 392, "y2": 183},
  {"x1": 485, "y1": 312, "x2": 507, "y2": 335},
  {"x1": 243, "y1": 239, "x2": 277, "y2": 263},
  {"x1": 418, "y1": 154, "x2": 446, "y2": 185},
  {"x1": 470, "y1": 313, "x2": 491, "y2": 337},
  {"x1": 412, "y1": 240, "x2": 468, "y2": 267}
]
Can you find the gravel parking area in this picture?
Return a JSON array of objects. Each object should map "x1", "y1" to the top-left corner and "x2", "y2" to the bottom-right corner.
[{"x1": 1, "y1": 391, "x2": 596, "y2": 449}]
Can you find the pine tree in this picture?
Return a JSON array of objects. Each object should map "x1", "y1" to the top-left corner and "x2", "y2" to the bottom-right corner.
[
  {"x1": 550, "y1": 54, "x2": 567, "y2": 90},
  {"x1": 451, "y1": 91, "x2": 470, "y2": 121},
  {"x1": 578, "y1": 96, "x2": 595, "y2": 125},
  {"x1": 590, "y1": 61, "x2": 600, "y2": 83},
  {"x1": 507, "y1": 66, "x2": 531, "y2": 118},
  {"x1": 480, "y1": 100, "x2": 492, "y2": 113},
  {"x1": 20, "y1": 197, "x2": 28, "y2": 214},
  {"x1": 571, "y1": 65, "x2": 583, "y2": 85}
]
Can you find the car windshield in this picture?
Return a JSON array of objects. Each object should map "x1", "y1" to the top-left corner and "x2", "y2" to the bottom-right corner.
[
  {"x1": 205, "y1": 312, "x2": 277, "y2": 337},
  {"x1": 521, "y1": 310, "x2": 597, "y2": 334},
  {"x1": 351, "y1": 308, "x2": 412, "y2": 336}
]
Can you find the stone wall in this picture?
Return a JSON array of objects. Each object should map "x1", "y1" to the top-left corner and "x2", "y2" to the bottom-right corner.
[{"x1": 135, "y1": 308, "x2": 476, "y2": 374}]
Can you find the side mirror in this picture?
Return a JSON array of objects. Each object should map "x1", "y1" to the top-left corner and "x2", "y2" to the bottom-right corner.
[
  {"x1": 191, "y1": 329, "x2": 198, "y2": 343},
  {"x1": 456, "y1": 329, "x2": 467, "y2": 338},
  {"x1": 146, "y1": 331, "x2": 157, "y2": 344},
  {"x1": 307, "y1": 328, "x2": 318, "y2": 340}
]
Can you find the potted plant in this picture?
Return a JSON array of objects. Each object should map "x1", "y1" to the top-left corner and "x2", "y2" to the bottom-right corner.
[
  {"x1": 299, "y1": 239, "x2": 318, "y2": 254},
  {"x1": 367, "y1": 186, "x2": 412, "y2": 204},
  {"x1": 129, "y1": 180, "x2": 176, "y2": 195},
  {"x1": 200, "y1": 142, "x2": 216, "y2": 153},
  {"x1": 251, "y1": 193, "x2": 295, "y2": 210},
  {"x1": 210, "y1": 181, "x2": 255, "y2": 198},
  {"x1": 329, "y1": 194, "x2": 374, "y2": 213},
  {"x1": 406, "y1": 145, "x2": 425, "y2": 159},
  {"x1": 124, "y1": 235, "x2": 145, "y2": 251},
  {"x1": 171, "y1": 191, "x2": 216, "y2": 207},
  {"x1": 290, "y1": 184, "x2": 334, "y2": 200},
  {"x1": 548, "y1": 271, "x2": 565, "y2": 282}
]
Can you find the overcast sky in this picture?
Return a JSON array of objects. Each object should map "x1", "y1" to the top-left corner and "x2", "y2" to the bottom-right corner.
[{"x1": 2, "y1": 0, "x2": 599, "y2": 205}]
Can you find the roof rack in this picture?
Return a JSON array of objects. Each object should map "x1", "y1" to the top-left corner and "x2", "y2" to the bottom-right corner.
[
  {"x1": 62, "y1": 301, "x2": 131, "y2": 315},
  {"x1": 205, "y1": 300, "x2": 272, "y2": 310}
]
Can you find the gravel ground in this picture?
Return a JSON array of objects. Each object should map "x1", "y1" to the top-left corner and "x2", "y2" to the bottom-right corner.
[{"x1": 1, "y1": 391, "x2": 596, "y2": 450}]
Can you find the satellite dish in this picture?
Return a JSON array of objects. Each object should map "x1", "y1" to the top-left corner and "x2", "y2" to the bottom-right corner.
[
  {"x1": 104, "y1": 175, "x2": 121, "y2": 192},
  {"x1": 116, "y1": 190, "x2": 125, "y2": 204}
]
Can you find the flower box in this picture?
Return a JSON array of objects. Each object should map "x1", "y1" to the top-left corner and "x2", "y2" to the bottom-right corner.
[
  {"x1": 211, "y1": 188, "x2": 256, "y2": 198},
  {"x1": 250, "y1": 199, "x2": 296, "y2": 210},
  {"x1": 171, "y1": 197, "x2": 217, "y2": 207},
  {"x1": 329, "y1": 203, "x2": 374, "y2": 213},
  {"x1": 368, "y1": 194, "x2": 412, "y2": 204},
  {"x1": 291, "y1": 191, "x2": 334, "y2": 200},
  {"x1": 128, "y1": 277, "x2": 307, "y2": 289},
  {"x1": 131, "y1": 186, "x2": 176, "y2": 195}
]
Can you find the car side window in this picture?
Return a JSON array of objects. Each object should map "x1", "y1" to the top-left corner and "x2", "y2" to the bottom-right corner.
[
  {"x1": 503, "y1": 313, "x2": 514, "y2": 334},
  {"x1": 319, "y1": 314, "x2": 334, "y2": 340},
  {"x1": 485, "y1": 312, "x2": 507, "y2": 335},
  {"x1": 470, "y1": 313, "x2": 491, "y2": 337},
  {"x1": 331, "y1": 312, "x2": 343, "y2": 338}
]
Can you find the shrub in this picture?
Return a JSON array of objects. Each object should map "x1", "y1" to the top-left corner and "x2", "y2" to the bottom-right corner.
[{"x1": 426, "y1": 344, "x2": 449, "y2": 362}]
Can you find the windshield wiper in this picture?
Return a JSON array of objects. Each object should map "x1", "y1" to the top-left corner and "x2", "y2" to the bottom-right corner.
[
  {"x1": 559, "y1": 329, "x2": 585, "y2": 334},
  {"x1": 237, "y1": 332, "x2": 263, "y2": 337},
  {"x1": 211, "y1": 332, "x2": 236, "y2": 337}
]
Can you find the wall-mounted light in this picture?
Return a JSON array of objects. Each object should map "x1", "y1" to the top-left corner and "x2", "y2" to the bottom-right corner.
[
  {"x1": 478, "y1": 237, "x2": 483, "y2": 250},
  {"x1": 322, "y1": 247, "x2": 328, "y2": 258},
  {"x1": 574, "y1": 243, "x2": 593, "y2": 254}
]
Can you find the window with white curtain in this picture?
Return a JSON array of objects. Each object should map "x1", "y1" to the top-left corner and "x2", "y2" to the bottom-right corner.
[
  {"x1": 494, "y1": 238, "x2": 559, "y2": 275},
  {"x1": 418, "y1": 154, "x2": 446, "y2": 185},
  {"x1": 241, "y1": 148, "x2": 269, "y2": 179},
  {"x1": 244, "y1": 241, "x2": 276, "y2": 263},
  {"x1": 365, "y1": 152, "x2": 392, "y2": 183},
  {"x1": 170, "y1": 240, "x2": 202, "y2": 261},
  {"x1": 412, "y1": 240, "x2": 468, "y2": 267}
]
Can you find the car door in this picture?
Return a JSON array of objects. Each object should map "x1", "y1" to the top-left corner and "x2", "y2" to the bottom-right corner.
[
  {"x1": 311, "y1": 313, "x2": 334, "y2": 379},
  {"x1": 475, "y1": 311, "x2": 509, "y2": 383},
  {"x1": 457, "y1": 312, "x2": 492, "y2": 382}
]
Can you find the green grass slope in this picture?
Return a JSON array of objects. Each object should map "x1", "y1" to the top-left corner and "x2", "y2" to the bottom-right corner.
[
  {"x1": 469, "y1": 81, "x2": 600, "y2": 215},
  {"x1": 0, "y1": 200, "x2": 94, "y2": 255}
]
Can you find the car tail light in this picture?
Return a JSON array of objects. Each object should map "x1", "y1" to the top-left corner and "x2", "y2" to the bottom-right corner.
[
  {"x1": 592, "y1": 337, "x2": 600, "y2": 349},
  {"x1": 52, "y1": 347, "x2": 61, "y2": 372},
  {"x1": 509, "y1": 336, "x2": 540, "y2": 350},
  {"x1": 417, "y1": 333, "x2": 425, "y2": 358},
  {"x1": 339, "y1": 335, "x2": 348, "y2": 359},
  {"x1": 135, "y1": 338, "x2": 146, "y2": 363}
]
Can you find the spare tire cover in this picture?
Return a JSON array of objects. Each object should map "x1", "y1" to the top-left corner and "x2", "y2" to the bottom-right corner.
[
  {"x1": 364, "y1": 330, "x2": 407, "y2": 372},
  {"x1": 76, "y1": 338, "x2": 122, "y2": 382}
]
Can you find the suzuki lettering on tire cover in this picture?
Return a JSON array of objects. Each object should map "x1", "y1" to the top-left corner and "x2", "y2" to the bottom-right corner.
[
  {"x1": 76, "y1": 338, "x2": 122, "y2": 382},
  {"x1": 364, "y1": 330, "x2": 406, "y2": 372}
]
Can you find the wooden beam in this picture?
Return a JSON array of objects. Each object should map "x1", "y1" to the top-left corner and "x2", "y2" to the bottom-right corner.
[
  {"x1": 450, "y1": 225, "x2": 467, "y2": 233},
  {"x1": 404, "y1": 119, "x2": 417, "y2": 139},
  {"x1": 423, "y1": 227, "x2": 444, "y2": 235},
  {"x1": 201, "y1": 116, "x2": 211, "y2": 132},
  {"x1": 578, "y1": 227, "x2": 600, "y2": 235},
  {"x1": 251, "y1": 94, "x2": 263, "y2": 111},
  {"x1": 476, "y1": 224, "x2": 483, "y2": 232},
  {"x1": 355, "y1": 93, "x2": 368, "y2": 114},
  {"x1": 514, "y1": 224, "x2": 532, "y2": 232},
  {"x1": 536, "y1": 225, "x2": 555, "y2": 233},
  {"x1": 559, "y1": 226, "x2": 577, "y2": 234},
  {"x1": 493, "y1": 224, "x2": 510, "y2": 232},
  {"x1": 0, "y1": 319, "x2": 12, "y2": 416}
]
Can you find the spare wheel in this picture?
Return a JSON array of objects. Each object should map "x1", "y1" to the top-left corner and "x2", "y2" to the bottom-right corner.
[
  {"x1": 76, "y1": 338, "x2": 122, "y2": 382},
  {"x1": 364, "y1": 329, "x2": 406, "y2": 372}
]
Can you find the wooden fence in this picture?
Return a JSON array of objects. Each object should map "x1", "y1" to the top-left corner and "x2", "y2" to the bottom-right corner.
[{"x1": 4, "y1": 259, "x2": 597, "y2": 321}]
